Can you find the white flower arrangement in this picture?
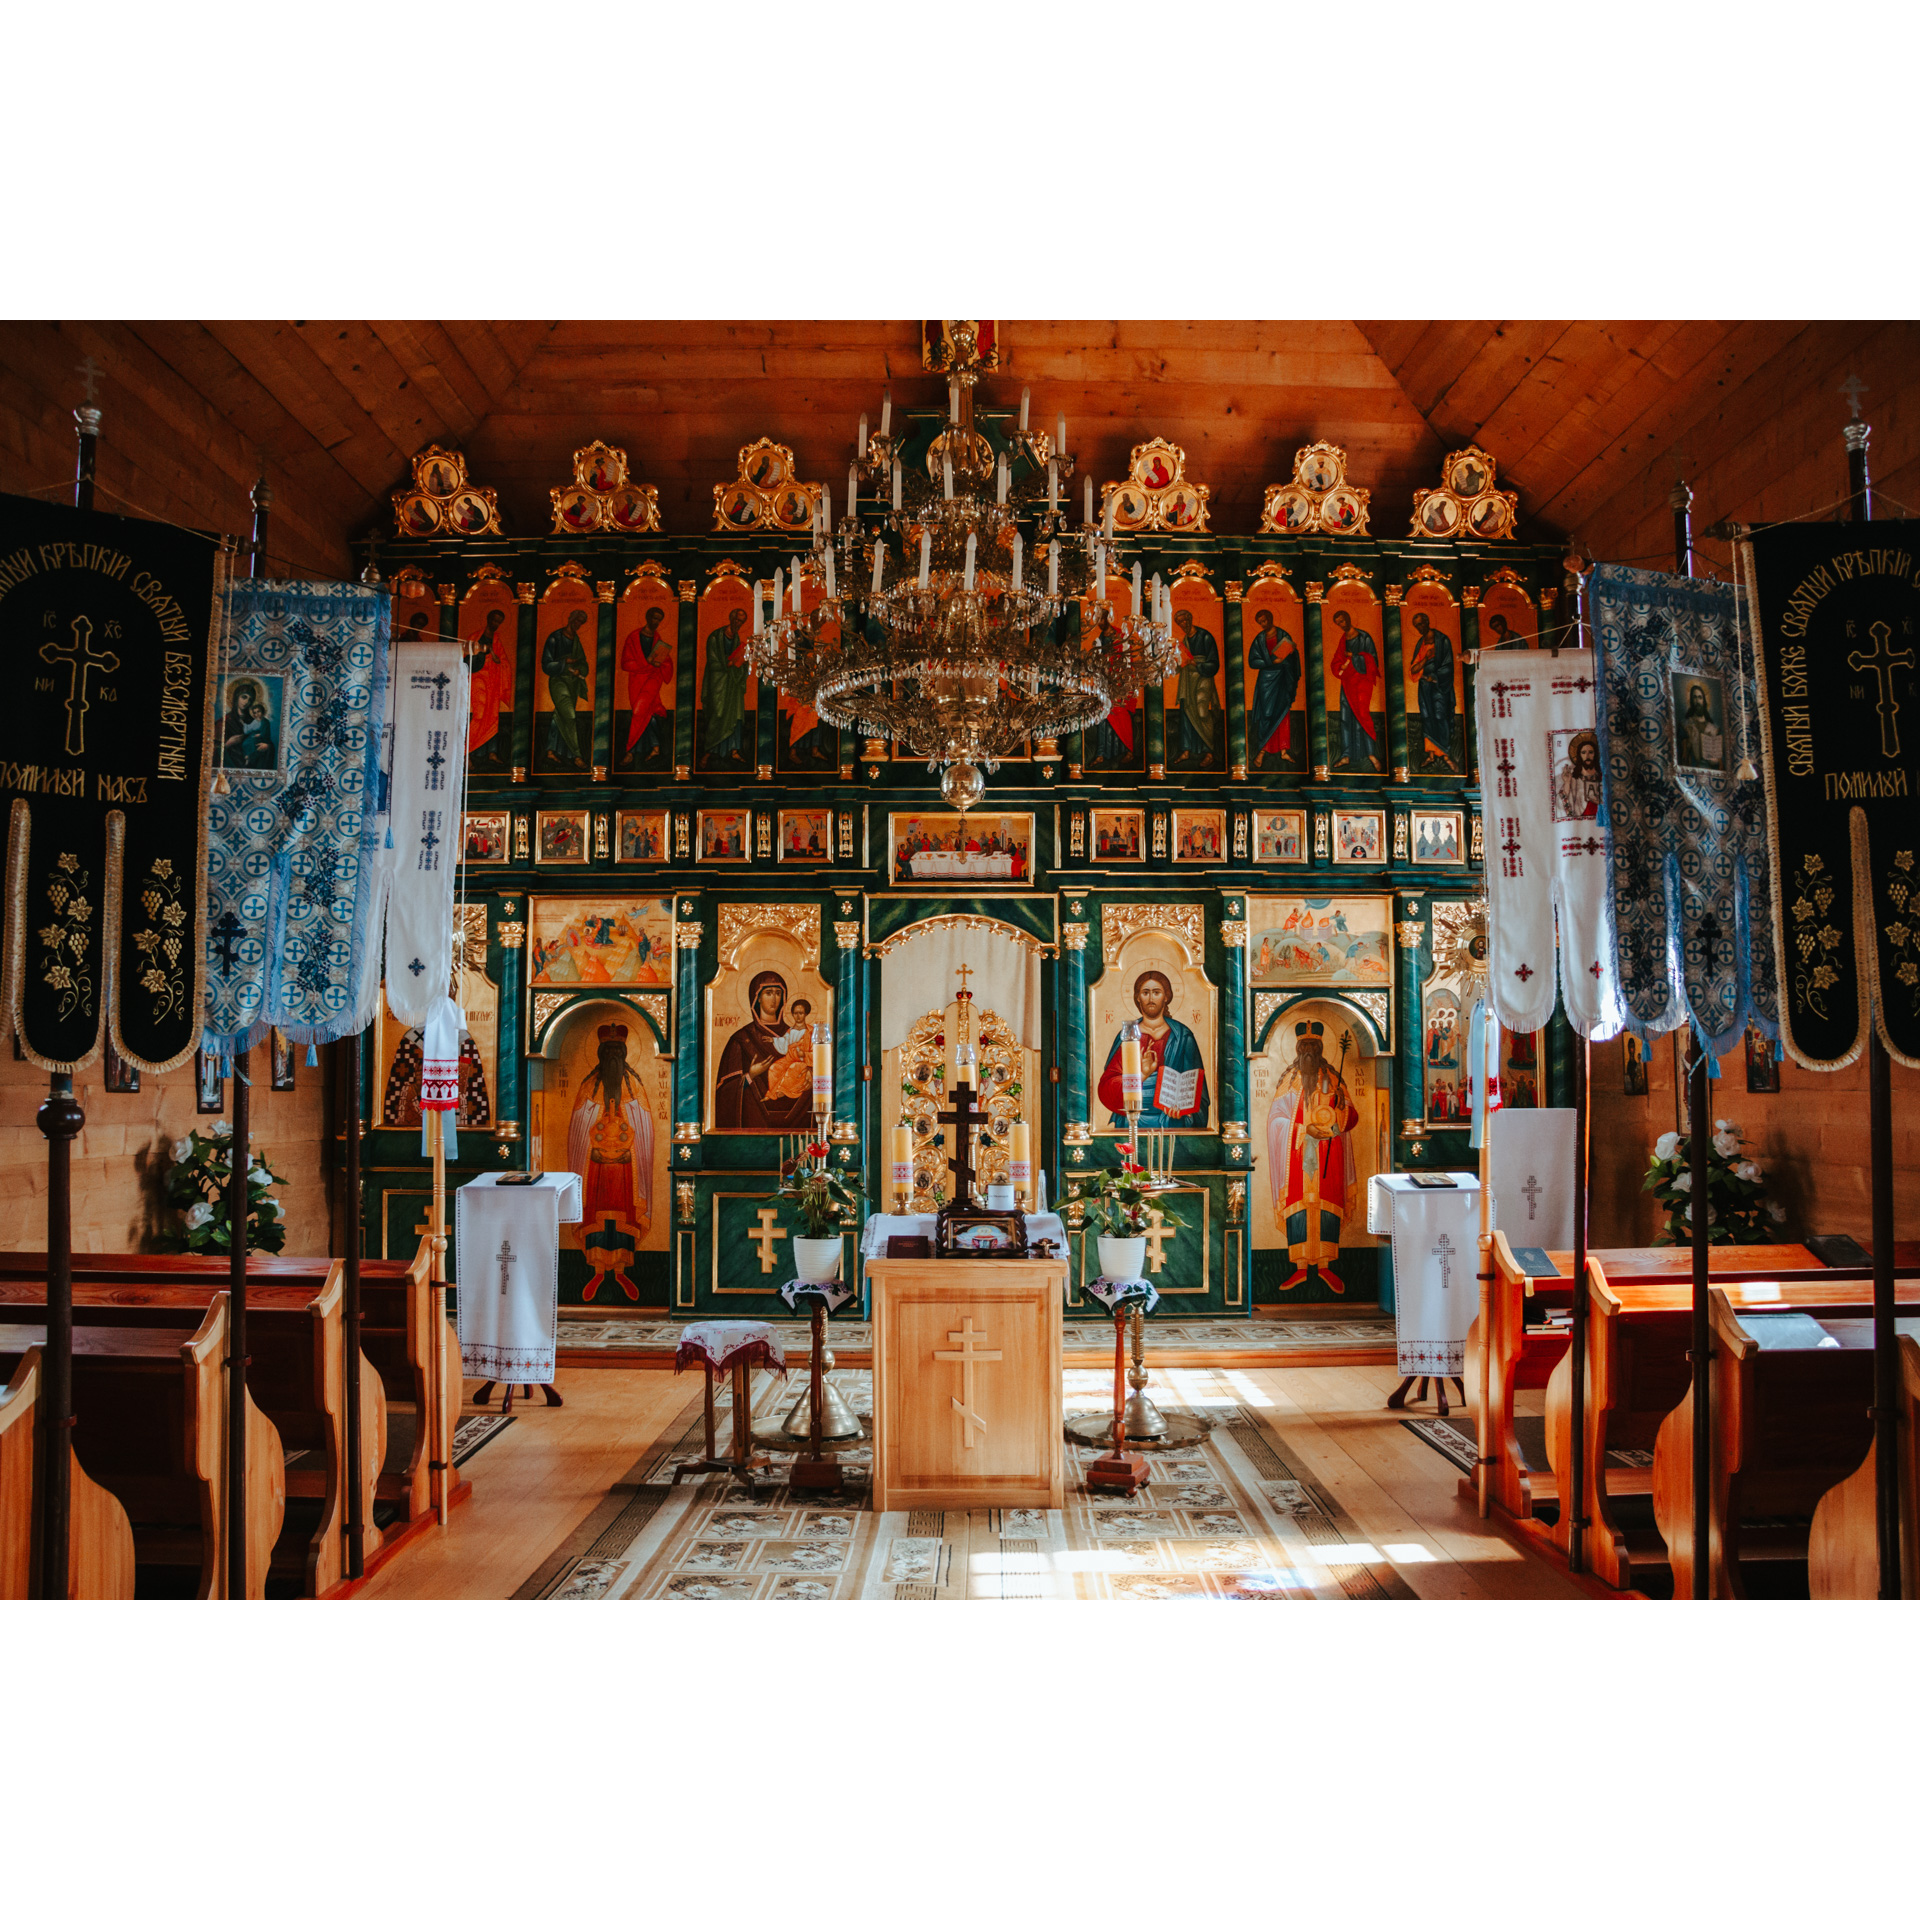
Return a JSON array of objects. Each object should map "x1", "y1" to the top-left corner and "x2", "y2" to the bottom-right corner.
[{"x1": 1644, "y1": 1125, "x2": 1776, "y2": 1246}]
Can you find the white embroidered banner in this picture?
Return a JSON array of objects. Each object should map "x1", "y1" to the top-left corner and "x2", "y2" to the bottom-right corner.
[{"x1": 1473, "y1": 649, "x2": 1624, "y2": 1039}]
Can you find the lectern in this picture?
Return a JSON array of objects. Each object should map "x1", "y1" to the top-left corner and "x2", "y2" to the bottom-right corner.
[{"x1": 867, "y1": 1257, "x2": 1066, "y2": 1512}]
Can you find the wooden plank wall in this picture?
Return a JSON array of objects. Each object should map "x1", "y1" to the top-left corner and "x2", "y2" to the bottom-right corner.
[{"x1": 0, "y1": 1045, "x2": 330, "y2": 1257}]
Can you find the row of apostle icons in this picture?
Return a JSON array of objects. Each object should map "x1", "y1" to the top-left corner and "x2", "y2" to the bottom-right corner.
[{"x1": 402, "y1": 565, "x2": 1552, "y2": 782}]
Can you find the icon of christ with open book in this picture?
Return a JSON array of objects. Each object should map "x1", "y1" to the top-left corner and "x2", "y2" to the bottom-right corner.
[{"x1": 1097, "y1": 970, "x2": 1209, "y2": 1129}]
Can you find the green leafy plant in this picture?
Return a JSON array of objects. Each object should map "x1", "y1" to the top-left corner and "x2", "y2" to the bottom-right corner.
[
  {"x1": 777, "y1": 1140, "x2": 864, "y2": 1240},
  {"x1": 1644, "y1": 1119, "x2": 1783, "y2": 1246},
  {"x1": 158, "y1": 1122, "x2": 289, "y2": 1254},
  {"x1": 1080, "y1": 1145, "x2": 1153, "y2": 1240}
]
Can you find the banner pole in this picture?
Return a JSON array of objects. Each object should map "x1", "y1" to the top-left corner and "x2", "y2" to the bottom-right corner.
[
  {"x1": 431, "y1": 1105, "x2": 450, "y2": 1526},
  {"x1": 1841, "y1": 418, "x2": 1902, "y2": 1600},
  {"x1": 1565, "y1": 553, "x2": 1591, "y2": 1575},
  {"x1": 342, "y1": 1029, "x2": 364, "y2": 1579}
]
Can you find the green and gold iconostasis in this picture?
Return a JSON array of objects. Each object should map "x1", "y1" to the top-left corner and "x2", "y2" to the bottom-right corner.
[{"x1": 358, "y1": 428, "x2": 1574, "y2": 1318}]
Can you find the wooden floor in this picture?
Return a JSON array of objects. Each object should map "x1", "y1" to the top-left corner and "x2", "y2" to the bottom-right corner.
[{"x1": 355, "y1": 1364, "x2": 1598, "y2": 1600}]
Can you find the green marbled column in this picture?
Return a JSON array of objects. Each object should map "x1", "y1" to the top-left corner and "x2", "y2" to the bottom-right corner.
[
  {"x1": 1461, "y1": 594, "x2": 1482, "y2": 783},
  {"x1": 1219, "y1": 924, "x2": 1248, "y2": 1133},
  {"x1": 1062, "y1": 920, "x2": 1090, "y2": 1139},
  {"x1": 1384, "y1": 591, "x2": 1410, "y2": 779},
  {"x1": 833, "y1": 920, "x2": 858, "y2": 1126},
  {"x1": 511, "y1": 588, "x2": 537, "y2": 774},
  {"x1": 756, "y1": 673, "x2": 776, "y2": 774},
  {"x1": 1396, "y1": 898, "x2": 1426, "y2": 1162},
  {"x1": 1145, "y1": 666, "x2": 1167, "y2": 776},
  {"x1": 673, "y1": 585, "x2": 697, "y2": 771},
  {"x1": 592, "y1": 588, "x2": 616, "y2": 772},
  {"x1": 674, "y1": 918, "x2": 702, "y2": 1142},
  {"x1": 495, "y1": 896, "x2": 525, "y2": 1164},
  {"x1": 1224, "y1": 590, "x2": 1248, "y2": 775},
  {"x1": 1304, "y1": 591, "x2": 1330, "y2": 774}
]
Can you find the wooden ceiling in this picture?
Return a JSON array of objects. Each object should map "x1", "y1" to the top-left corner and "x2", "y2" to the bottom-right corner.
[{"x1": 3, "y1": 319, "x2": 1913, "y2": 580}]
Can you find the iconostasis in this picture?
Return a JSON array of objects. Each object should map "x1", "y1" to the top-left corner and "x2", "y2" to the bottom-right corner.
[{"x1": 362, "y1": 433, "x2": 1571, "y2": 1315}]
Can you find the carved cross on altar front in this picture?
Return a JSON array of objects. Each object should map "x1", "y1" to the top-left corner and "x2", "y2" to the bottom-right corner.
[
  {"x1": 40, "y1": 614, "x2": 119, "y2": 758},
  {"x1": 934, "y1": 1316, "x2": 1003, "y2": 1449},
  {"x1": 1433, "y1": 1231, "x2": 1457, "y2": 1290},
  {"x1": 1520, "y1": 1174, "x2": 1542, "y2": 1221}
]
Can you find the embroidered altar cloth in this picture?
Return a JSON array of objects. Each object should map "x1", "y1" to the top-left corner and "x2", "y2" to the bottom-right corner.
[
  {"x1": 455, "y1": 1171, "x2": 581, "y2": 1384},
  {"x1": 673, "y1": 1320, "x2": 788, "y2": 1378}
]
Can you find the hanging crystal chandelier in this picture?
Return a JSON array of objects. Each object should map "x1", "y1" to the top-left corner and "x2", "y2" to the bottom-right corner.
[{"x1": 747, "y1": 328, "x2": 1180, "y2": 809}]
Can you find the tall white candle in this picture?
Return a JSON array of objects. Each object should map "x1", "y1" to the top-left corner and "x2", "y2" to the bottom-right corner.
[
  {"x1": 792, "y1": 563, "x2": 804, "y2": 611},
  {"x1": 1096, "y1": 556, "x2": 1107, "y2": 601},
  {"x1": 847, "y1": 464, "x2": 858, "y2": 519},
  {"x1": 1057, "y1": 414, "x2": 1067, "y2": 461},
  {"x1": 881, "y1": 389, "x2": 892, "y2": 437},
  {"x1": 943, "y1": 453, "x2": 954, "y2": 501},
  {"x1": 811, "y1": 1023, "x2": 833, "y2": 1116},
  {"x1": 1132, "y1": 560, "x2": 1142, "y2": 612},
  {"x1": 1048, "y1": 458, "x2": 1058, "y2": 510},
  {"x1": 1020, "y1": 387, "x2": 1031, "y2": 431},
  {"x1": 858, "y1": 414, "x2": 868, "y2": 457},
  {"x1": 1011, "y1": 532, "x2": 1023, "y2": 593},
  {"x1": 1048, "y1": 542, "x2": 1059, "y2": 596},
  {"x1": 824, "y1": 545, "x2": 836, "y2": 599},
  {"x1": 872, "y1": 540, "x2": 885, "y2": 592},
  {"x1": 753, "y1": 584, "x2": 764, "y2": 635},
  {"x1": 1084, "y1": 476, "x2": 1094, "y2": 525},
  {"x1": 919, "y1": 528, "x2": 931, "y2": 589},
  {"x1": 997, "y1": 456, "x2": 1009, "y2": 505},
  {"x1": 892, "y1": 459, "x2": 903, "y2": 511},
  {"x1": 770, "y1": 569, "x2": 782, "y2": 620},
  {"x1": 964, "y1": 532, "x2": 977, "y2": 593}
]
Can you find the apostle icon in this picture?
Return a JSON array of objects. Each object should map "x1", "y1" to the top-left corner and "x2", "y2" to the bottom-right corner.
[
  {"x1": 449, "y1": 493, "x2": 493, "y2": 534},
  {"x1": 1169, "y1": 605, "x2": 1221, "y2": 767},
  {"x1": 1408, "y1": 608, "x2": 1459, "y2": 772},
  {"x1": 1552, "y1": 728, "x2": 1603, "y2": 821},
  {"x1": 620, "y1": 603, "x2": 674, "y2": 767},
  {"x1": 541, "y1": 605, "x2": 593, "y2": 766},
  {"x1": 1266, "y1": 1020, "x2": 1361, "y2": 1293},
  {"x1": 1327, "y1": 607, "x2": 1382, "y2": 773},
  {"x1": 1419, "y1": 493, "x2": 1461, "y2": 537},
  {"x1": 1485, "y1": 611, "x2": 1523, "y2": 649},
  {"x1": 219, "y1": 675, "x2": 281, "y2": 772},
  {"x1": 701, "y1": 605, "x2": 753, "y2": 766},
  {"x1": 1097, "y1": 970, "x2": 1209, "y2": 1129},
  {"x1": 1672, "y1": 674, "x2": 1727, "y2": 771}
]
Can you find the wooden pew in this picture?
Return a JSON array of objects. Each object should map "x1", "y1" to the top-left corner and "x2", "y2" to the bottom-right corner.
[
  {"x1": 1472, "y1": 1239, "x2": 1829, "y2": 1522},
  {"x1": 1805, "y1": 1331, "x2": 1920, "y2": 1600},
  {"x1": 0, "y1": 1271, "x2": 388, "y2": 1596},
  {"x1": 0, "y1": 1241, "x2": 450, "y2": 1545},
  {"x1": 1650, "y1": 1289, "x2": 1904, "y2": 1598},
  {"x1": 1548, "y1": 1269, "x2": 1920, "y2": 1590},
  {"x1": 0, "y1": 1345, "x2": 137, "y2": 1599},
  {"x1": 0, "y1": 1298, "x2": 284, "y2": 1598}
]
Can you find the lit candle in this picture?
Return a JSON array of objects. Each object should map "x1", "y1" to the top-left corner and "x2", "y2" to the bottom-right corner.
[
  {"x1": 811, "y1": 1023, "x2": 833, "y2": 1115},
  {"x1": 1048, "y1": 542, "x2": 1059, "y2": 596},
  {"x1": 889, "y1": 1124, "x2": 914, "y2": 1206},
  {"x1": 881, "y1": 389, "x2": 892, "y2": 437},
  {"x1": 872, "y1": 540, "x2": 885, "y2": 593},
  {"x1": 997, "y1": 456, "x2": 1009, "y2": 506},
  {"x1": 1011, "y1": 531, "x2": 1023, "y2": 592},
  {"x1": 1020, "y1": 387, "x2": 1031, "y2": 431},
  {"x1": 1057, "y1": 414, "x2": 1067, "y2": 461},
  {"x1": 1048, "y1": 458, "x2": 1058, "y2": 510},
  {"x1": 954, "y1": 1043, "x2": 975, "y2": 1088},
  {"x1": 943, "y1": 452, "x2": 954, "y2": 501},
  {"x1": 964, "y1": 532, "x2": 977, "y2": 593},
  {"x1": 1084, "y1": 476, "x2": 1094, "y2": 525},
  {"x1": 1132, "y1": 560, "x2": 1142, "y2": 613},
  {"x1": 847, "y1": 463, "x2": 858, "y2": 520},
  {"x1": 1009, "y1": 1120, "x2": 1032, "y2": 1209},
  {"x1": 950, "y1": 383, "x2": 961, "y2": 424},
  {"x1": 1120, "y1": 1021, "x2": 1143, "y2": 1112},
  {"x1": 858, "y1": 414, "x2": 868, "y2": 457},
  {"x1": 892, "y1": 459, "x2": 903, "y2": 511},
  {"x1": 919, "y1": 527, "x2": 931, "y2": 589}
]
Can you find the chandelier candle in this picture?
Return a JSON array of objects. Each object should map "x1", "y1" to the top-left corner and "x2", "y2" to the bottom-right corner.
[
  {"x1": 997, "y1": 457, "x2": 1009, "y2": 506},
  {"x1": 893, "y1": 459, "x2": 903, "y2": 511},
  {"x1": 823, "y1": 546, "x2": 835, "y2": 599},
  {"x1": 1048, "y1": 542, "x2": 1059, "y2": 596},
  {"x1": 872, "y1": 541, "x2": 885, "y2": 593},
  {"x1": 847, "y1": 465, "x2": 858, "y2": 518},
  {"x1": 964, "y1": 532, "x2": 977, "y2": 593},
  {"x1": 858, "y1": 415, "x2": 868, "y2": 457},
  {"x1": 1058, "y1": 414, "x2": 1068, "y2": 462},
  {"x1": 1132, "y1": 560, "x2": 1142, "y2": 611},
  {"x1": 881, "y1": 390, "x2": 891, "y2": 437},
  {"x1": 1085, "y1": 476, "x2": 1094, "y2": 525},
  {"x1": 918, "y1": 527, "x2": 931, "y2": 588},
  {"x1": 944, "y1": 453, "x2": 954, "y2": 501},
  {"x1": 1020, "y1": 388, "x2": 1030, "y2": 431},
  {"x1": 1048, "y1": 459, "x2": 1058, "y2": 511},
  {"x1": 1011, "y1": 532, "x2": 1023, "y2": 593}
]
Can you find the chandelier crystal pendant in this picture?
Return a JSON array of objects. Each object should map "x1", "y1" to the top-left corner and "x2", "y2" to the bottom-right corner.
[{"x1": 746, "y1": 345, "x2": 1179, "y2": 809}]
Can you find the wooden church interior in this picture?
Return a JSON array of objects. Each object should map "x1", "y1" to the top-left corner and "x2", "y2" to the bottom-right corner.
[{"x1": 3, "y1": 313, "x2": 1914, "y2": 1615}]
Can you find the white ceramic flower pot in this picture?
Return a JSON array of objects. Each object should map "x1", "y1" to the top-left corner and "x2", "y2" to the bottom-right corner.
[
  {"x1": 793, "y1": 1236, "x2": 843, "y2": 1282},
  {"x1": 1098, "y1": 1235, "x2": 1146, "y2": 1280}
]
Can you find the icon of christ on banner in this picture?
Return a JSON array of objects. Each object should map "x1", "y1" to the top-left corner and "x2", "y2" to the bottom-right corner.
[
  {"x1": 566, "y1": 1023, "x2": 654, "y2": 1300},
  {"x1": 1267, "y1": 1019, "x2": 1361, "y2": 1292},
  {"x1": 1097, "y1": 970, "x2": 1209, "y2": 1129}
]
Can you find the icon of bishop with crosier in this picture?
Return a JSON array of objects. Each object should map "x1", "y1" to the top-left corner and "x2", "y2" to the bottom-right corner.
[{"x1": 1266, "y1": 1019, "x2": 1361, "y2": 1292}]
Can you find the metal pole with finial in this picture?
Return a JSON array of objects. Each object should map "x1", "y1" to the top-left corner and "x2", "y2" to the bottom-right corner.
[
  {"x1": 224, "y1": 474, "x2": 270, "y2": 1598},
  {"x1": 1841, "y1": 386, "x2": 1902, "y2": 1600},
  {"x1": 34, "y1": 375, "x2": 105, "y2": 1598}
]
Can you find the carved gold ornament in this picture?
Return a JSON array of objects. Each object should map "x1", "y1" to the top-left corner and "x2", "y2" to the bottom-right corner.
[
  {"x1": 549, "y1": 439, "x2": 661, "y2": 535},
  {"x1": 391, "y1": 444, "x2": 502, "y2": 539},
  {"x1": 712, "y1": 438, "x2": 823, "y2": 535},
  {"x1": 1410, "y1": 444, "x2": 1518, "y2": 541},
  {"x1": 1430, "y1": 896, "x2": 1491, "y2": 983},
  {"x1": 717, "y1": 901, "x2": 820, "y2": 972},
  {"x1": 1101, "y1": 901, "x2": 1205, "y2": 969},
  {"x1": 1099, "y1": 438, "x2": 1211, "y2": 535},
  {"x1": 898, "y1": 1004, "x2": 1024, "y2": 1204},
  {"x1": 1260, "y1": 442, "x2": 1370, "y2": 538}
]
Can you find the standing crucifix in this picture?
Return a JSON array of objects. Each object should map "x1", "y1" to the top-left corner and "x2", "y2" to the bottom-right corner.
[{"x1": 937, "y1": 963, "x2": 985, "y2": 1207}]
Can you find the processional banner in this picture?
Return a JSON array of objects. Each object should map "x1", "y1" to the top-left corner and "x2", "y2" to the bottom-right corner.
[
  {"x1": 1589, "y1": 564, "x2": 1777, "y2": 1058},
  {"x1": 203, "y1": 580, "x2": 390, "y2": 1053},
  {"x1": 1472, "y1": 647, "x2": 1624, "y2": 1038},
  {"x1": 0, "y1": 492, "x2": 227, "y2": 1072},
  {"x1": 1742, "y1": 526, "x2": 1920, "y2": 1069}
]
